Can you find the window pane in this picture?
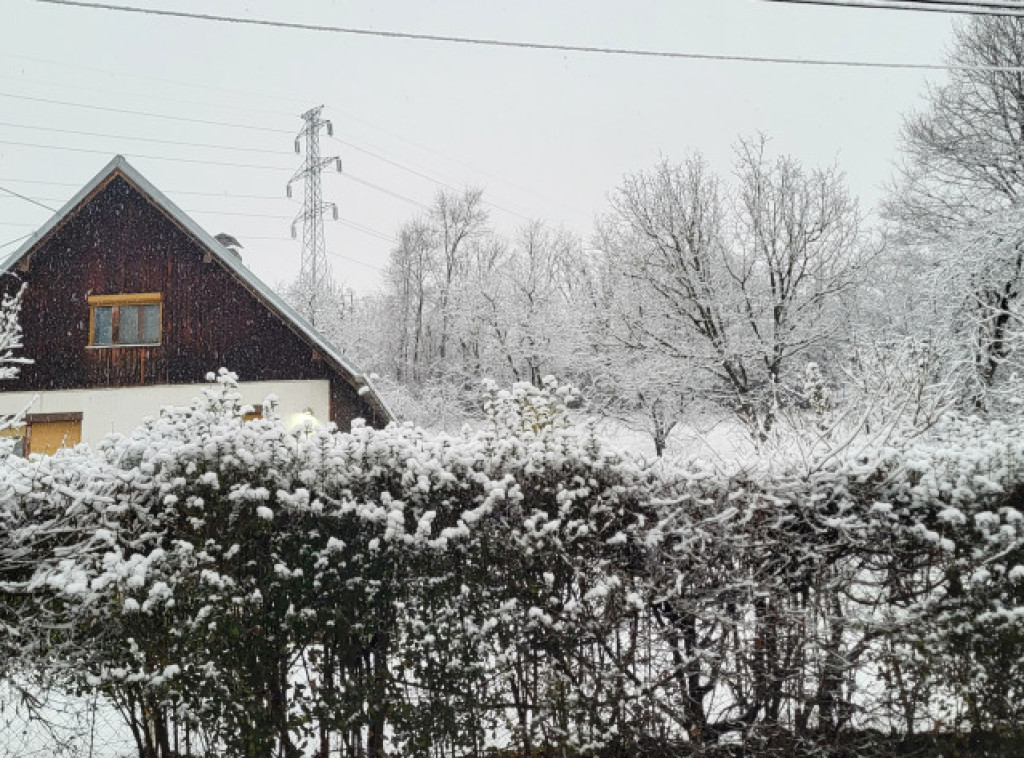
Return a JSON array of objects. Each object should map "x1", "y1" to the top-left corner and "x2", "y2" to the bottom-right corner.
[
  {"x1": 93, "y1": 306, "x2": 112, "y2": 345},
  {"x1": 140, "y1": 304, "x2": 160, "y2": 344},
  {"x1": 118, "y1": 305, "x2": 140, "y2": 344}
]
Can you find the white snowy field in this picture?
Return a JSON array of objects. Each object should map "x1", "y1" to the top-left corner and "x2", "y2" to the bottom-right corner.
[{"x1": 591, "y1": 415, "x2": 756, "y2": 468}]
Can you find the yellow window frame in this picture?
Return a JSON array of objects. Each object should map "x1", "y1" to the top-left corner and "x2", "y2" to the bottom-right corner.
[{"x1": 88, "y1": 292, "x2": 163, "y2": 347}]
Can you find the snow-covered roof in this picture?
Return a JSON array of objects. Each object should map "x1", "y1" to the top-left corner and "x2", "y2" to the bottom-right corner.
[{"x1": 0, "y1": 155, "x2": 393, "y2": 423}]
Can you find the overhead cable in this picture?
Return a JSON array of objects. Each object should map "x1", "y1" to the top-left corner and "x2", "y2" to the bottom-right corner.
[
  {"x1": 0, "y1": 138, "x2": 428, "y2": 213},
  {"x1": 0, "y1": 177, "x2": 300, "y2": 201},
  {"x1": 0, "y1": 72, "x2": 295, "y2": 119},
  {"x1": 0, "y1": 190, "x2": 294, "y2": 217},
  {"x1": 0, "y1": 120, "x2": 290, "y2": 154},
  {"x1": 761, "y1": 0, "x2": 1024, "y2": 17},
  {"x1": 0, "y1": 185, "x2": 56, "y2": 212},
  {"x1": 0, "y1": 52, "x2": 311, "y2": 106},
  {"x1": 0, "y1": 91, "x2": 293, "y2": 133},
  {"x1": 0, "y1": 138, "x2": 294, "y2": 171},
  {"x1": 35, "y1": 0, "x2": 1024, "y2": 72},
  {"x1": 330, "y1": 136, "x2": 534, "y2": 222},
  {"x1": 327, "y1": 249, "x2": 387, "y2": 269},
  {"x1": 0, "y1": 233, "x2": 32, "y2": 249},
  {"x1": 342, "y1": 175, "x2": 430, "y2": 210}
]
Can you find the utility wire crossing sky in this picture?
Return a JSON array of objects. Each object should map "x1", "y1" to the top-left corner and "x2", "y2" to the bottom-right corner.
[
  {"x1": 0, "y1": 0, "x2": 970, "y2": 292},
  {"x1": 33, "y1": 0, "x2": 1024, "y2": 70}
]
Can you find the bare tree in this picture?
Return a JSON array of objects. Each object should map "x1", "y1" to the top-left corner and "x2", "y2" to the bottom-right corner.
[
  {"x1": 888, "y1": 17, "x2": 1024, "y2": 242},
  {"x1": 927, "y1": 211, "x2": 1024, "y2": 403},
  {"x1": 384, "y1": 219, "x2": 435, "y2": 383},
  {"x1": 730, "y1": 137, "x2": 865, "y2": 425},
  {"x1": 469, "y1": 222, "x2": 583, "y2": 387},
  {"x1": 379, "y1": 189, "x2": 488, "y2": 388},
  {"x1": 598, "y1": 143, "x2": 864, "y2": 434},
  {"x1": 431, "y1": 187, "x2": 488, "y2": 366},
  {"x1": 886, "y1": 17, "x2": 1024, "y2": 399}
]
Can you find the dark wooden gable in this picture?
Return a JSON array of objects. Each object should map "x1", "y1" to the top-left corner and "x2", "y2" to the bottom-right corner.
[{"x1": 1, "y1": 171, "x2": 384, "y2": 428}]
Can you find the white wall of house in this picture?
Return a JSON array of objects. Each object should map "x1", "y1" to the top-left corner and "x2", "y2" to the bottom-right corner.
[{"x1": 0, "y1": 379, "x2": 331, "y2": 448}]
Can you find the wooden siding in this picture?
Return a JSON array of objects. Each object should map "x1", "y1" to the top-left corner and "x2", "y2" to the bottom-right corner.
[{"x1": 1, "y1": 174, "x2": 385, "y2": 428}]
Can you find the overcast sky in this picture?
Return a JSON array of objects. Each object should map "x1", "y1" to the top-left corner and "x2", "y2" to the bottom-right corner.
[{"x1": 1, "y1": 0, "x2": 957, "y2": 294}]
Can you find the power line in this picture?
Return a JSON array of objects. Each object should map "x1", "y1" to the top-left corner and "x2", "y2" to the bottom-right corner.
[
  {"x1": 328, "y1": 135, "x2": 534, "y2": 222},
  {"x1": 0, "y1": 120, "x2": 291, "y2": 155},
  {"x1": 0, "y1": 55, "x2": 582, "y2": 215},
  {"x1": 206, "y1": 219, "x2": 396, "y2": 247},
  {"x1": 0, "y1": 119, "x2": 534, "y2": 221},
  {"x1": 897, "y1": 0, "x2": 1024, "y2": 8},
  {"x1": 341, "y1": 174, "x2": 430, "y2": 210},
  {"x1": 0, "y1": 191, "x2": 293, "y2": 218},
  {"x1": 326, "y1": 111, "x2": 588, "y2": 216},
  {"x1": 0, "y1": 91, "x2": 293, "y2": 133},
  {"x1": 0, "y1": 140, "x2": 436, "y2": 209},
  {"x1": 172, "y1": 191, "x2": 295, "y2": 202},
  {"x1": 0, "y1": 52, "x2": 311, "y2": 107},
  {"x1": 183, "y1": 209, "x2": 293, "y2": 220},
  {"x1": 329, "y1": 135, "x2": 459, "y2": 193},
  {"x1": 0, "y1": 194, "x2": 64, "y2": 204},
  {"x1": 36, "y1": 0, "x2": 1024, "y2": 72},
  {"x1": 0, "y1": 72, "x2": 296, "y2": 119},
  {"x1": 0, "y1": 185, "x2": 56, "y2": 212},
  {"x1": 1, "y1": 207, "x2": 393, "y2": 247},
  {"x1": 337, "y1": 219, "x2": 397, "y2": 245},
  {"x1": 0, "y1": 177, "x2": 81, "y2": 188},
  {"x1": 761, "y1": 0, "x2": 1024, "y2": 16},
  {"x1": 0, "y1": 138, "x2": 295, "y2": 170},
  {"x1": 0, "y1": 177, "x2": 297, "y2": 201},
  {"x1": 325, "y1": 249, "x2": 385, "y2": 271},
  {"x1": 245, "y1": 217, "x2": 396, "y2": 247},
  {"x1": 0, "y1": 233, "x2": 32, "y2": 250}
]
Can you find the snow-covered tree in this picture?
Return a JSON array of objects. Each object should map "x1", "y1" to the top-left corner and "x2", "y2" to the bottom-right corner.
[
  {"x1": 598, "y1": 141, "x2": 865, "y2": 435},
  {"x1": 379, "y1": 188, "x2": 488, "y2": 388},
  {"x1": 0, "y1": 283, "x2": 32, "y2": 670},
  {"x1": 886, "y1": 17, "x2": 1024, "y2": 405},
  {"x1": 888, "y1": 17, "x2": 1024, "y2": 242}
]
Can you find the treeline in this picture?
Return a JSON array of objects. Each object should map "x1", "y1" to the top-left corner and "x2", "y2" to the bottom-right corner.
[
  {"x1": 341, "y1": 140, "x2": 870, "y2": 448},
  {"x1": 313, "y1": 15, "x2": 1024, "y2": 451},
  {"x1": 1, "y1": 373, "x2": 1022, "y2": 757}
]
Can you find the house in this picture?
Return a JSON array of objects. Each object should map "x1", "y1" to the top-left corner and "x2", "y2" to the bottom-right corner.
[{"x1": 0, "y1": 155, "x2": 392, "y2": 455}]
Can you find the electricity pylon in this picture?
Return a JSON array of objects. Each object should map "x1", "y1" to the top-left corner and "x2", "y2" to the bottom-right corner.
[{"x1": 287, "y1": 105, "x2": 341, "y2": 327}]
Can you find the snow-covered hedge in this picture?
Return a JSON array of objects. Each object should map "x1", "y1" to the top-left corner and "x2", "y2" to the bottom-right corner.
[{"x1": 2, "y1": 372, "x2": 1023, "y2": 757}]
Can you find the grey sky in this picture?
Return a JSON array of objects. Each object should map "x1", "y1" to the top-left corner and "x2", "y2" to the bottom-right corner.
[{"x1": 1, "y1": 0, "x2": 956, "y2": 294}]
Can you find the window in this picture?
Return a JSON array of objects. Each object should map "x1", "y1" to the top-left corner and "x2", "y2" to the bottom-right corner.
[
  {"x1": 89, "y1": 293, "x2": 162, "y2": 346},
  {"x1": 1, "y1": 413, "x2": 82, "y2": 457}
]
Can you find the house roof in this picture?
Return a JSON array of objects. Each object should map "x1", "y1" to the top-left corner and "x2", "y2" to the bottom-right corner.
[{"x1": 0, "y1": 155, "x2": 394, "y2": 424}]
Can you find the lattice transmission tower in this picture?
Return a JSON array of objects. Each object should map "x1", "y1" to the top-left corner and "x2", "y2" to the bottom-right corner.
[{"x1": 287, "y1": 105, "x2": 341, "y2": 326}]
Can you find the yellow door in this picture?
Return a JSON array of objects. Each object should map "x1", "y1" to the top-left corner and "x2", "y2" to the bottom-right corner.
[{"x1": 28, "y1": 419, "x2": 82, "y2": 456}]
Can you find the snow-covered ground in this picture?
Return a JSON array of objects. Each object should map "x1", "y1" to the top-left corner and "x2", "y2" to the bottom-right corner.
[
  {"x1": 0, "y1": 681, "x2": 132, "y2": 758},
  {"x1": 590, "y1": 415, "x2": 756, "y2": 468}
]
